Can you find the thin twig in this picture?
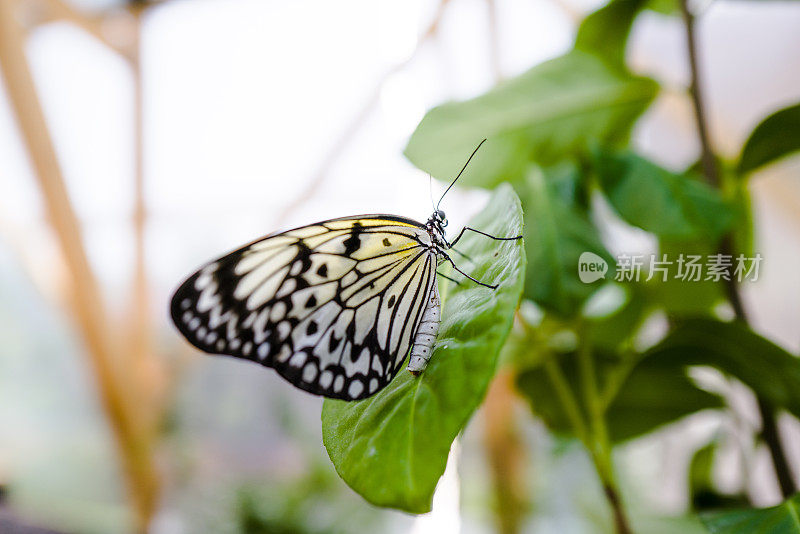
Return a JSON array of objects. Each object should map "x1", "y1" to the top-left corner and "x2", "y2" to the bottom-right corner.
[
  {"x1": 679, "y1": 0, "x2": 797, "y2": 499},
  {"x1": 273, "y1": 0, "x2": 451, "y2": 227},
  {"x1": 0, "y1": 1, "x2": 158, "y2": 531}
]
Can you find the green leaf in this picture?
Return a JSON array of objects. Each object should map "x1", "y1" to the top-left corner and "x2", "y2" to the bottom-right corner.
[
  {"x1": 645, "y1": 0, "x2": 679, "y2": 15},
  {"x1": 321, "y1": 185, "x2": 525, "y2": 513},
  {"x1": 575, "y1": 0, "x2": 649, "y2": 65},
  {"x1": 516, "y1": 345, "x2": 724, "y2": 442},
  {"x1": 689, "y1": 439, "x2": 749, "y2": 512},
  {"x1": 701, "y1": 493, "x2": 800, "y2": 533},
  {"x1": 515, "y1": 351, "x2": 582, "y2": 437},
  {"x1": 604, "y1": 351, "x2": 724, "y2": 442},
  {"x1": 646, "y1": 319, "x2": 800, "y2": 417},
  {"x1": 639, "y1": 239, "x2": 725, "y2": 316},
  {"x1": 404, "y1": 51, "x2": 659, "y2": 189},
  {"x1": 586, "y1": 284, "x2": 650, "y2": 351},
  {"x1": 520, "y1": 165, "x2": 614, "y2": 317},
  {"x1": 594, "y1": 150, "x2": 733, "y2": 241},
  {"x1": 721, "y1": 167, "x2": 755, "y2": 259},
  {"x1": 738, "y1": 102, "x2": 800, "y2": 175}
]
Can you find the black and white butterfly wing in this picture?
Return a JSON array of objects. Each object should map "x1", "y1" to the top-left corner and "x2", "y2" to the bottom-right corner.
[{"x1": 170, "y1": 216, "x2": 437, "y2": 400}]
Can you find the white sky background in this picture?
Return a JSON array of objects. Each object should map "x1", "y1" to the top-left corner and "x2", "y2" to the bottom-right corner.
[{"x1": 1, "y1": 0, "x2": 800, "y2": 531}]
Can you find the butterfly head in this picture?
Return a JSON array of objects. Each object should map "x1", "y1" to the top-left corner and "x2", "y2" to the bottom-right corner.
[{"x1": 426, "y1": 209, "x2": 449, "y2": 248}]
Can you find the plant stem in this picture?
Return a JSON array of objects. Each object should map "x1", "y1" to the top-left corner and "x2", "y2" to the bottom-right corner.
[
  {"x1": 577, "y1": 327, "x2": 633, "y2": 534},
  {"x1": 543, "y1": 350, "x2": 633, "y2": 534},
  {"x1": 543, "y1": 356, "x2": 590, "y2": 445},
  {"x1": 679, "y1": 0, "x2": 797, "y2": 498}
]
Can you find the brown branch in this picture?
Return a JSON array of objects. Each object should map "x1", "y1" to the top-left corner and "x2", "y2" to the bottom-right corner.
[
  {"x1": 127, "y1": 13, "x2": 167, "y2": 441},
  {"x1": 0, "y1": 1, "x2": 158, "y2": 531},
  {"x1": 273, "y1": 0, "x2": 451, "y2": 227},
  {"x1": 603, "y1": 482, "x2": 633, "y2": 534},
  {"x1": 22, "y1": 0, "x2": 127, "y2": 57},
  {"x1": 679, "y1": 0, "x2": 797, "y2": 499}
]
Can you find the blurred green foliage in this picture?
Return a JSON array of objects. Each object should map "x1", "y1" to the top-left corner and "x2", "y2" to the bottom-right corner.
[
  {"x1": 393, "y1": 0, "x2": 800, "y2": 530},
  {"x1": 232, "y1": 463, "x2": 384, "y2": 534}
]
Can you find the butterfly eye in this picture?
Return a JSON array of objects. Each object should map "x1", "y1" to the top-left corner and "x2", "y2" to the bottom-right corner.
[{"x1": 441, "y1": 218, "x2": 448, "y2": 228}]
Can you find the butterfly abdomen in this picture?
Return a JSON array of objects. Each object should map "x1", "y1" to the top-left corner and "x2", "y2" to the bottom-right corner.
[{"x1": 407, "y1": 283, "x2": 441, "y2": 375}]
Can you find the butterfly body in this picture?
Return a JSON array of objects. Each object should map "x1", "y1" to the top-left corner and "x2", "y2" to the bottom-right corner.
[{"x1": 407, "y1": 282, "x2": 441, "y2": 375}]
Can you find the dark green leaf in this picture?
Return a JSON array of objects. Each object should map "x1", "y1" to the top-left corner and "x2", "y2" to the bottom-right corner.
[
  {"x1": 516, "y1": 342, "x2": 722, "y2": 442},
  {"x1": 701, "y1": 493, "x2": 800, "y2": 533},
  {"x1": 646, "y1": 319, "x2": 800, "y2": 417},
  {"x1": 594, "y1": 150, "x2": 733, "y2": 241},
  {"x1": 639, "y1": 239, "x2": 725, "y2": 316},
  {"x1": 690, "y1": 440, "x2": 749, "y2": 512},
  {"x1": 738, "y1": 102, "x2": 800, "y2": 175},
  {"x1": 575, "y1": 0, "x2": 649, "y2": 65},
  {"x1": 515, "y1": 353, "x2": 579, "y2": 437},
  {"x1": 605, "y1": 353, "x2": 724, "y2": 442},
  {"x1": 321, "y1": 185, "x2": 525, "y2": 513},
  {"x1": 520, "y1": 165, "x2": 614, "y2": 317},
  {"x1": 404, "y1": 51, "x2": 659, "y2": 188},
  {"x1": 586, "y1": 284, "x2": 650, "y2": 351}
]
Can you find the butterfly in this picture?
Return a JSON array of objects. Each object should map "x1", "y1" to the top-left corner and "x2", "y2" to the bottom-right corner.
[{"x1": 169, "y1": 140, "x2": 521, "y2": 400}]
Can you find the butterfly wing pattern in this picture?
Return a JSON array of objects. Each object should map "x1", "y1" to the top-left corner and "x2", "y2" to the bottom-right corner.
[{"x1": 170, "y1": 216, "x2": 437, "y2": 400}]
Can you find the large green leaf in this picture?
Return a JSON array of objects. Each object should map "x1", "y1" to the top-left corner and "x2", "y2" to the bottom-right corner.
[
  {"x1": 321, "y1": 185, "x2": 525, "y2": 513},
  {"x1": 575, "y1": 0, "x2": 649, "y2": 65},
  {"x1": 701, "y1": 493, "x2": 800, "y2": 533},
  {"x1": 594, "y1": 150, "x2": 733, "y2": 241},
  {"x1": 737, "y1": 102, "x2": 800, "y2": 175},
  {"x1": 520, "y1": 165, "x2": 614, "y2": 317},
  {"x1": 646, "y1": 319, "x2": 800, "y2": 417},
  {"x1": 404, "y1": 51, "x2": 659, "y2": 189}
]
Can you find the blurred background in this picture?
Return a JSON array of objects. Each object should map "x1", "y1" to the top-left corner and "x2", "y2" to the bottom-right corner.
[{"x1": 0, "y1": 0, "x2": 799, "y2": 533}]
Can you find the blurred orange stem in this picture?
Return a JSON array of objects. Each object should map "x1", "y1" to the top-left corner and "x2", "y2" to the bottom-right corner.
[
  {"x1": 0, "y1": 1, "x2": 159, "y2": 531},
  {"x1": 483, "y1": 370, "x2": 528, "y2": 534}
]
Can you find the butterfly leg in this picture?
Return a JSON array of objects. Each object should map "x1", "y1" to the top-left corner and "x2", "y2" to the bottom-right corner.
[
  {"x1": 436, "y1": 270, "x2": 462, "y2": 286},
  {"x1": 444, "y1": 255, "x2": 498, "y2": 290},
  {"x1": 449, "y1": 247, "x2": 474, "y2": 263},
  {"x1": 450, "y1": 226, "x2": 523, "y2": 248}
]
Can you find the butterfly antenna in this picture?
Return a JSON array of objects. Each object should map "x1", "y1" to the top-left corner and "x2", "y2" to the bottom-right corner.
[
  {"x1": 429, "y1": 174, "x2": 435, "y2": 211},
  {"x1": 437, "y1": 138, "x2": 487, "y2": 209}
]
